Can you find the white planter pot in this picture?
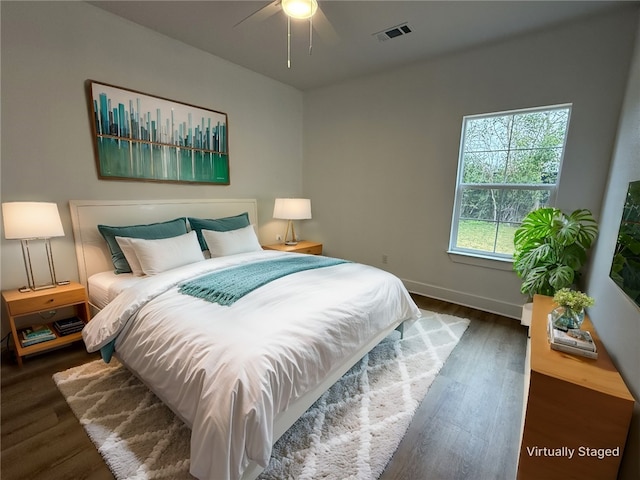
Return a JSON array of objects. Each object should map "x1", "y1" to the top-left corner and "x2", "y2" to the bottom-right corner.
[{"x1": 521, "y1": 302, "x2": 533, "y2": 327}]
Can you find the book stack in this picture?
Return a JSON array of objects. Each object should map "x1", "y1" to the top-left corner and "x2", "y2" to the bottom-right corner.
[
  {"x1": 53, "y1": 317, "x2": 85, "y2": 336},
  {"x1": 547, "y1": 315, "x2": 598, "y2": 359},
  {"x1": 21, "y1": 325, "x2": 56, "y2": 347}
]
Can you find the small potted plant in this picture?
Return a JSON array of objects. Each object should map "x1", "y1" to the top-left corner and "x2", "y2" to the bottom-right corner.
[{"x1": 551, "y1": 288, "x2": 595, "y2": 330}]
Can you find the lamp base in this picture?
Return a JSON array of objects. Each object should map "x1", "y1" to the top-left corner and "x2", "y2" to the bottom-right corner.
[
  {"x1": 19, "y1": 283, "x2": 56, "y2": 293},
  {"x1": 283, "y1": 220, "x2": 300, "y2": 246},
  {"x1": 19, "y1": 238, "x2": 59, "y2": 293}
]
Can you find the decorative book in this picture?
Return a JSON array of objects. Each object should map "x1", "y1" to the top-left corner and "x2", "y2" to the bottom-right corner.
[
  {"x1": 53, "y1": 317, "x2": 85, "y2": 336},
  {"x1": 550, "y1": 326, "x2": 595, "y2": 351},
  {"x1": 547, "y1": 316, "x2": 598, "y2": 359},
  {"x1": 21, "y1": 328, "x2": 56, "y2": 347},
  {"x1": 22, "y1": 324, "x2": 54, "y2": 338}
]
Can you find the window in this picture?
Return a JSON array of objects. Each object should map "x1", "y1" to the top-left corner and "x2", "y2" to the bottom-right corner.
[{"x1": 449, "y1": 104, "x2": 571, "y2": 261}]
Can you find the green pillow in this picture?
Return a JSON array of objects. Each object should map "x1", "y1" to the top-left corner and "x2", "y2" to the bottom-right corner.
[
  {"x1": 98, "y1": 218, "x2": 188, "y2": 274},
  {"x1": 188, "y1": 213, "x2": 250, "y2": 250}
]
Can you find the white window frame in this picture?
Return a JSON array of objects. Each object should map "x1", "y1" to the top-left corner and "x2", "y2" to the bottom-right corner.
[{"x1": 449, "y1": 104, "x2": 572, "y2": 262}]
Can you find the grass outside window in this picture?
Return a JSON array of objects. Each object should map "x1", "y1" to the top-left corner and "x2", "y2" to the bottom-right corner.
[{"x1": 456, "y1": 220, "x2": 518, "y2": 256}]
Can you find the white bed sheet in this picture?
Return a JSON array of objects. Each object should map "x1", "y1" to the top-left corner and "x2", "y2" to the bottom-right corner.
[
  {"x1": 82, "y1": 250, "x2": 421, "y2": 480},
  {"x1": 87, "y1": 270, "x2": 142, "y2": 309}
]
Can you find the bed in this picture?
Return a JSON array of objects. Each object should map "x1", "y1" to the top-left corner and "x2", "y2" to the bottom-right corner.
[{"x1": 69, "y1": 199, "x2": 421, "y2": 480}]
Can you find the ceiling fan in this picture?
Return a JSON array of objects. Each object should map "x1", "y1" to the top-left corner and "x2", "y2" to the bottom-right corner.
[{"x1": 235, "y1": 0, "x2": 339, "y2": 68}]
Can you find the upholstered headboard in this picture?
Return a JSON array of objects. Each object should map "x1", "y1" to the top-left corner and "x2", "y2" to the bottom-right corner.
[{"x1": 69, "y1": 198, "x2": 259, "y2": 286}]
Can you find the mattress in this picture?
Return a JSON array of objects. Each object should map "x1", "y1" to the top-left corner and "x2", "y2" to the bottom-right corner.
[{"x1": 87, "y1": 270, "x2": 141, "y2": 309}]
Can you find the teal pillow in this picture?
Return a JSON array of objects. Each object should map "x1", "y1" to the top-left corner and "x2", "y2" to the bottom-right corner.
[
  {"x1": 98, "y1": 218, "x2": 188, "y2": 274},
  {"x1": 188, "y1": 213, "x2": 250, "y2": 250}
]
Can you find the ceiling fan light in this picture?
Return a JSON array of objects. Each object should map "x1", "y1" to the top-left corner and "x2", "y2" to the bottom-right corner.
[{"x1": 282, "y1": 0, "x2": 318, "y2": 19}]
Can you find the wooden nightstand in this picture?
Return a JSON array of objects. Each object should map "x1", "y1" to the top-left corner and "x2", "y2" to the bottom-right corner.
[
  {"x1": 263, "y1": 240, "x2": 323, "y2": 255},
  {"x1": 2, "y1": 282, "x2": 91, "y2": 366}
]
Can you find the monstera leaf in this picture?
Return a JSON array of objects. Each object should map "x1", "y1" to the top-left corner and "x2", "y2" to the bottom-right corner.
[{"x1": 513, "y1": 207, "x2": 598, "y2": 298}]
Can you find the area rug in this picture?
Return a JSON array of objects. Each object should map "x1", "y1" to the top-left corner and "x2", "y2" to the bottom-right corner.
[{"x1": 53, "y1": 310, "x2": 470, "y2": 480}]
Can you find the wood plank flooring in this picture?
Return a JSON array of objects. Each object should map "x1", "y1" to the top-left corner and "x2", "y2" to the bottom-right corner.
[
  {"x1": 380, "y1": 295, "x2": 528, "y2": 480},
  {"x1": 1, "y1": 295, "x2": 528, "y2": 480}
]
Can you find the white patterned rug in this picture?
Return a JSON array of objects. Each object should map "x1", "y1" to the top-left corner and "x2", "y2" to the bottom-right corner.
[{"x1": 53, "y1": 310, "x2": 469, "y2": 480}]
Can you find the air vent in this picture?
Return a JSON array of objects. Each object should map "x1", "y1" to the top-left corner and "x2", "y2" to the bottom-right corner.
[{"x1": 374, "y1": 22, "x2": 412, "y2": 42}]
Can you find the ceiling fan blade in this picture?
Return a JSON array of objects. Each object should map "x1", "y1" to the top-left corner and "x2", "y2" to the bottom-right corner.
[
  {"x1": 313, "y1": 6, "x2": 339, "y2": 45},
  {"x1": 234, "y1": 0, "x2": 282, "y2": 28}
]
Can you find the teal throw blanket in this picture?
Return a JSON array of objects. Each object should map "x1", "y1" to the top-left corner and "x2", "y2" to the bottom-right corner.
[{"x1": 179, "y1": 256, "x2": 349, "y2": 306}]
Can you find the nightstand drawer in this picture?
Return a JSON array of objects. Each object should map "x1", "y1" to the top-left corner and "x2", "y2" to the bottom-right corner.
[
  {"x1": 7, "y1": 288, "x2": 86, "y2": 316},
  {"x1": 262, "y1": 241, "x2": 323, "y2": 255},
  {"x1": 297, "y1": 244, "x2": 322, "y2": 255}
]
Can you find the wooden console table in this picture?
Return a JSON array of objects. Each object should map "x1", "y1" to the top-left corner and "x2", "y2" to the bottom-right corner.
[{"x1": 517, "y1": 294, "x2": 635, "y2": 479}]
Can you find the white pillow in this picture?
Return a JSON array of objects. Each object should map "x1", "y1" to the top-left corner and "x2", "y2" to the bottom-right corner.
[
  {"x1": 201, "y1": 224, "x2": 262, "y2": 257},
  {"x1": 128, "y1": 230, "x2": 204, "y2": 275},
  {"x1": 115, "y1": 236, "x2": 145, "y2": 276}
]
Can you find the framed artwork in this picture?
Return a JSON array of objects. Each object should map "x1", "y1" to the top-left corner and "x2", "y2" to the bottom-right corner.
[
  {"x1": 87, "y1": 80, "x2": 229, "y2": 185},
  {"x1": 610, "y1": 180, "x2": 640, "y2": 307}
]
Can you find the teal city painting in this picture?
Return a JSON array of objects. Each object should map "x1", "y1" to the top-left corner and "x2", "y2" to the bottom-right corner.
[{"x1": 88, "y1": 81, "x2": 229, "y2": 184}]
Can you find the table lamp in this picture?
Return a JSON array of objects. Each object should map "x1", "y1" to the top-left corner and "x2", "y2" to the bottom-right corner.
[
  {"x1": 2, "y1": 202, "x2": 65, "y2": 292},
  {"x1": 273, "y1": 198, "x2": 312, "y2": 245}
]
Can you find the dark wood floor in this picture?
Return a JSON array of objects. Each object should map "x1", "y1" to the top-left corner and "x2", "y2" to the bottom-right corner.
[
  {"x1": 380, "y1": 295, "x2": 528, "y2": 480},
  {"x1": 1, "y1": 295, "x2": 528, "y2": 480}
]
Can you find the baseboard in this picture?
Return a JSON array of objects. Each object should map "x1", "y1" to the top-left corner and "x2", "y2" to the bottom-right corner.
[{"x1": 402, "y1": 278, "x2": 523, "y2": 320}]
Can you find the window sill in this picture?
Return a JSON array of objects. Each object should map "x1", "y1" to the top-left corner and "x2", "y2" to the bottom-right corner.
[{"x1": 447, "y1": 250, "x2": 514, "y2": 271}]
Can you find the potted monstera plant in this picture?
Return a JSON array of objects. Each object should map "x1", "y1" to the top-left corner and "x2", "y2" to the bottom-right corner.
[{"x1": 513, "y1": 207, "x2": 599, "y2": 298}]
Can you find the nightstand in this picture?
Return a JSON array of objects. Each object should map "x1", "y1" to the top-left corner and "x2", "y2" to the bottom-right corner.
[
  {"x1": 263, "y1": 240, "x2": 323, "y2": 255},
  {"x1": 2, "y1": 282, "x2": 91, "y2": 366}
]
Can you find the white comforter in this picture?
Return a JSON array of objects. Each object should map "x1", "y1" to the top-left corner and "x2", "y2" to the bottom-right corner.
[{"x1": 82, "y1": 250, "x2": 421, "y2": 480}]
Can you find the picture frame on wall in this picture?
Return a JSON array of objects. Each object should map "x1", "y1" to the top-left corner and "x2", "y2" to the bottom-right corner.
[
  {"x1": 610, "y1": 179, "x2": 640, "y2": 307},
  {"x1": 86, "y1": 80, "x2": 229, "y2": 185}
]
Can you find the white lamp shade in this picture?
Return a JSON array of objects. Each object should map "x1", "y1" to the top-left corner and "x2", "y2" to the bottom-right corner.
[
  {"x1": 273, "y1": 198, "x2": 312, "y2": 220},
  {"x1": 2, "y1": 202, "x2": 64, "y2": 239}
]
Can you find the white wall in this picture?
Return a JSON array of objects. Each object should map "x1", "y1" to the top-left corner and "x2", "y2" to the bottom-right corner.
[
  {"x1": 303, "y1": 7, "x2": 639, "y2": 319},
  {"x1": 585, "y1": 13, "x2": 640, "y2": 479},
  {"x1": 1, "y1": 2, "x2": 304, "y2": 292}
]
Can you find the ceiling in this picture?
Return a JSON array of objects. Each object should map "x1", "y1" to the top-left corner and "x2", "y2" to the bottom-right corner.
[{"x1": 89, "y1": 0, "x2": 629, "y2": 91}]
